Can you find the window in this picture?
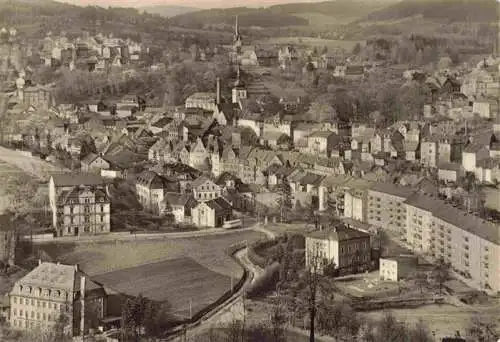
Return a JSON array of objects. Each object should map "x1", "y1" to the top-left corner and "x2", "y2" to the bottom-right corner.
[
  {"x1": 19, "y1": 309, "x2": 23, "y2": 316},
  {"x1": 13, "y1": 308, "x2": 17, "y2": 316},
  {"x1": 43, "y1": 313, "x2": 46, "y2": 321},
  {"x1": 20, "y1": 298, "x2": 23, "y2": 305},
  {"x1": 42, "y1": 302, "x2": 46, "y2": 308}
]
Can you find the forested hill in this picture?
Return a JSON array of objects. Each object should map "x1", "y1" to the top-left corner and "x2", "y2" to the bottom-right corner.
[
  {"x1": 361, "y1": 0, "x2": 499, "y2": 23},
  {"x1": 167, "y1": 0, "x2": 398, "y2": 30},
  {"x1": 0, "y1": 0, "x2": 171, "y2": 41},
  {"x1": 167, "y1": 7, "x2": 308, "y2": 29}
]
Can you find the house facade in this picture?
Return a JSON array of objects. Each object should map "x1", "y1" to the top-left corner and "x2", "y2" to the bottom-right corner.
[
  {"x1": 305, "y1": 224, "x2": 371, "y2": 275},
  {"x1": 191, "y1": 198, "x2": 232, "y2": 228},
  {"x1": 49, "y1": 174, "x2": 111, "y2": 237},
  {"x1": 9, "y1": 262, "x2": 106, "y2": 336}
]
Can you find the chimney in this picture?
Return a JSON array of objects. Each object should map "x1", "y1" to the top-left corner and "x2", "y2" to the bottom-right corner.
[
  {"x1": 80, "y1": 276, "x2": 86, "y2": 337},
  {"x1": 38, "y1": 259, "x2": 42, "y2": 266},
  {"x1": 216, "y1": 77, "x2": 221, "y2": 105}
]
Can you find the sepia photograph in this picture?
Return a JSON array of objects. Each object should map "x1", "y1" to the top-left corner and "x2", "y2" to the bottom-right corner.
[{"x1": 0, "y1": 0, "x2": 498, "y2": 341}]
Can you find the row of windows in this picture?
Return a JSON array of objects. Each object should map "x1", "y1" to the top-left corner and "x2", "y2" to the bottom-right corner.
[
  {"x1": 69, "y1": 205, "x2": 106, "y2": 213},
  {"x1": 13, "y1": 297, "x2": 64, "y2": 309},
  {"x1": 12, "y1": 308, "x2": 61, "y2": 320},
  {"x1": 69, "y1": 215, "x2": 106, "y2": 224}
]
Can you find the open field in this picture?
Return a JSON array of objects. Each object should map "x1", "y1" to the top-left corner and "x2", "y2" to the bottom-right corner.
[
  {"x1": 361, "y1": 302, "x2": 500, "y2": 340},
  {"x1": 94, "y1": 258, "x2": 231, "y2": 318},
  {"x1": 252, "y1": 37, "x2": 363, "y2": 52},
  {"x1": 38, "y1": 230, "x2": 265, "y2": 277}
]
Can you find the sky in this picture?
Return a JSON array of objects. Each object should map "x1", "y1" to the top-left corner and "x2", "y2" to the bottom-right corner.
[{"x1": 59, "y1": 0, "x2": 327, "y2": 9}]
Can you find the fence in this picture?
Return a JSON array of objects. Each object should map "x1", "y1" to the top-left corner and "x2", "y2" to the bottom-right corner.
[{"x1": 162, "y1": 241, "x2": 250, "y2": 340}]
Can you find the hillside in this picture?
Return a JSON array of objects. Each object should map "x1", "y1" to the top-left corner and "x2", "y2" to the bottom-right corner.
[
  {"x1": 139, "y1": 5, "x2": 199, "y2": 18},
  {"x1": 167, "y1": 0, "x2": 399, "y2": 30},
  {"x1": 340, "y1": 0, "x2": 499, "y2": 41},
  {"x1": 362, "y1": 0, "x2": 498, "y2": 23},
  {"x1": 0, "y1": 0, "x2": 205, "y2": 46}
]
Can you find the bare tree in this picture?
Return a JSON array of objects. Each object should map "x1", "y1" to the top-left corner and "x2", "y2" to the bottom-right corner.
[
  {"x1": 431, "y1": 258, "x2": 450, "y2": 295},
  {"x1": 466, "y1": 314, "x2": 499, "y2": 342}
]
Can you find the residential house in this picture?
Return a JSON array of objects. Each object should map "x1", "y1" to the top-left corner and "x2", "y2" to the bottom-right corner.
[
  {"x1": 135, "y1": 170, "x2": 179, "y2": 215},
  {"x1": 20, "y1": 85, "x2": 54, "y2": 110},
  {"x1": 334, "y1": 65, "x2": 365, "y2": 80},
  {"x1": 191, "y1": 198, "x2": 232, "y2": 228},
  {"x1": 255, "y1": 48, "x2": 279, "y2": 67},
  {"x1": 185, "y1": 93, "x2": 217, "y2": 112},
  {"x1": 278, "y1": 46, "x2": 299, "y2": 71},
  {"x1": 404, "y1": 140, "x2": 420, "y2": 161},
  {"x1": 191, "y1": 176, "x2": 222, "y2": 202},
  {"x1": 161, "y1": 192, "x2": 196, "y2": 224},
  {"x1": 305, "y1": 223, "x2": 371, "y2": 275},
  {"x1": 379, "y1": 255, "x2": 419, "y2": 281},
  {"x1": 189, "y1": 137, "x2": 210, "y2": 169},
  {"x1": 472, "y1": 98, "x2": 499, "y2": 119},
  {"x1": 438, "y1": 137, "x2": 464, "y2": 164},
  {"x1": 404, "y1": 194, "x2": 500, "y2": 292},
  {"x1": 438, "y1": 162, "x2": 465, "y2": 184},
  {"x1": 420, "y1": 136, "x2": 439, "y2": 168},
  {"x1": 306, "y1": 131, "x2": 340, "y2": 158},
  {"x1": 9, "y1": 262, "x2": 106, "y2": 336},
  {"x1": 80, "y1": 153, "x2": 110, "y2": 172},
  {"x1": 367, "y1": 183, "x2": 415, "y2": 237},
  {"x1": 462, "y1": 144, "x2": 490, "y2": 173},
  {"x1": 475, "y1": 158, "x2": 500, "y2": 184},
  {"x1": 49, "y1": 174, "x2": 110, "y2": 237}
]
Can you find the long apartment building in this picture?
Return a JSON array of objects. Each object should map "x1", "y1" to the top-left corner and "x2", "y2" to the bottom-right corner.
[
  {"x1": 404, "y1": 193, "x2": 500, "y2": 293},
  {"x1": 49, "y1": 174, "x2": 111, "y2": 237},
  {"x1": 367, "y1": 183, "x2": 415, "y2": 237}
]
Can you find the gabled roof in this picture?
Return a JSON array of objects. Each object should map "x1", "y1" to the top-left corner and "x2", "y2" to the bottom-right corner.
[
  {"x1": 191, "y1": 176, "x2": 216, "y2": 189},
  {"x1": 164, "y1": 192, "x2": 195, "y2": 207},
  {"x1": 51, "y1": 173, "x2": 106, "y2": 187},
  {"x1": 307, "y1": 224, "x2": 370, "y2": 241},
  {"x1": 203, "y1": 197, "x2": 232, "y2": 212},
  {"x1": 136, "y1": 170, "x2": 177, "y2": 191}
]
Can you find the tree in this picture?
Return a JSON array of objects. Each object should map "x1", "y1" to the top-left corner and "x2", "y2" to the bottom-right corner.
[
  {"x1": 466, "y1": 314, "x2": 499, "y2": 342},
  {"x1": 275, "y1": 180, "x2": 292, "y2": 223},
  {"x1": 306, "y1": 96, "x2": 337, "y2": 123},
  {"x1": 431, "y1": 258, "x2": 450, "y2": 295},
  {"x1": 375, "y1": 312, "x2": 408, "y2": 342},
  {"x1": 270, "y1": 296, "x2": 287, "y2": 342},
  {"x1": 409, "y1": 319, "x2": 434, "y2": 342},
  {"x1": 352, "y1": 43, "x2": 361, "y2": 55},
  {"x1": 411, "y1": 271, "x2": 430, "y2": 294}
]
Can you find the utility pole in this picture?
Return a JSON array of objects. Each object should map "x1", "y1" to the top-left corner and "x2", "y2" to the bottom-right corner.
[{"x1": 189, "y1": 298, "x2": 192, "y2": 320}]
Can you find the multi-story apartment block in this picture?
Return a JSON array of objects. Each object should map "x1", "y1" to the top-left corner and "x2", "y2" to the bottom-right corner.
[
  {"x1": 404, "y1": 194, "x2": 500, "y2": 293},
  {"x1": 367, "y1": 183, "x2": 415, "y2": 237},
  {"x1": 343, "y1": 188, "x2": 368, "y2": 222},
  {"x1": 49, "y1": 174, "x2": 110, "y2": 237},
  {"x1": 305, "y1": 223, "x2": 371, "y2": 275},
  {"x1": 9, "y1": 261, "x2": 106, "y2": 336}
]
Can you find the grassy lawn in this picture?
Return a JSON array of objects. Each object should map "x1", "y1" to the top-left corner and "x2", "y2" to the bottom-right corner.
[
  {"x1": 361, "y1": 303, "x2": 500, "y2": 340},
  {"x1": 38, "y1": 230, "x2": 266, "y2": 278},
  {"x1": 93, "y1": 257, "x2": 232, "y2": 319}
]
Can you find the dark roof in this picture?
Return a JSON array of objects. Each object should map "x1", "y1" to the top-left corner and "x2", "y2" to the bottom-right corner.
[
  {"x1": 307, "y1": 224, "x2": 370, "y2": 241},
  {"x1": 51, "y1": 173, "x2": 106, "y2": 187},
  {"x1": 369, "y1": 183, "x2": 415, "y2": 199},
  {"x1": 215, "y1": 172, "x2": 240, "y2": 186},
  {"x1": 203, "y1": 197, "x2": 232, "y2": 212},
  {"x1": 256, "y1": 49, "x2": 278, "y2": 58},
  {"x1": 346, "y1": 65, "x2": 364, "y2": 75},
  {"x1": 216, "y1": 103, "x2": 239, "y2": 123},
  {"x1": 151, "y1": 117, "x2": 173, "y2": 129},
  {"x1": 164, "y1": 192, "x2": 194, "y2": 207},
  {"x1": 136, "y1": 170, "x2": 178, "y2": 191},
  {"x1": 404, "y1": 194, "x2": 499, "y2": 245}
]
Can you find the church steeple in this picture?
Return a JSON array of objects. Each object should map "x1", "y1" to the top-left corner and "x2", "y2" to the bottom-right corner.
[{"x1": 235, "y1": 15, "x2": 240, "y2": 38}]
